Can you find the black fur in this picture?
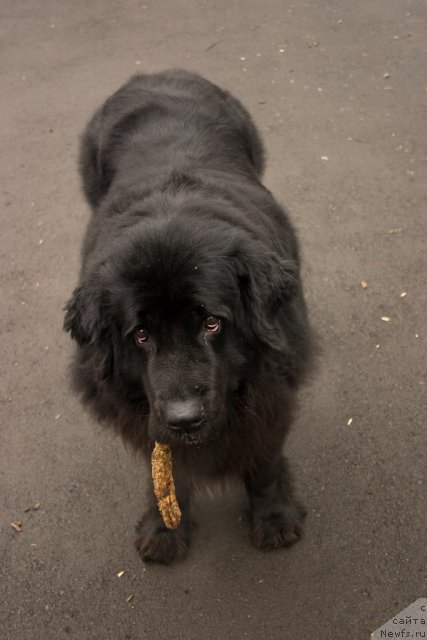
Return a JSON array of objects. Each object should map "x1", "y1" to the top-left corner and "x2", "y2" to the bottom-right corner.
[{"x1": 64, "y1": 70, "x2": 314, "y2": 564}]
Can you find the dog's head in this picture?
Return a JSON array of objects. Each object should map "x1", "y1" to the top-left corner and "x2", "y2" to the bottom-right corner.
[{"x1": 64, "y1": 214, "x2": 298, "y2": 445}]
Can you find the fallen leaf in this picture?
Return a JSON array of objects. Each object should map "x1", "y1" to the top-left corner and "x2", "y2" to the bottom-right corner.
[
  {"x1": 205, "y1": 41, "x2": 220, "y2": 52},
  {"x1": 24, "y1": 503, "x2": 40, "y2": 513}
]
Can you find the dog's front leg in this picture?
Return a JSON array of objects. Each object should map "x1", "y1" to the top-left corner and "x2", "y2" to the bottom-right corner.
[
  {"x1": 135, "y1": 478, "x2": 193, "y2": 564},
  {"x1": 244, "y1": 456, "x2": 306, "y2": 550}
]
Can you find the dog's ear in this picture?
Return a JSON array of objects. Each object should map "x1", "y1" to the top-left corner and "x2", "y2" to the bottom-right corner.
[
  {"x1": 233, "y1": 243, "x2": 299, "y2": 352},
  {"x1": 63, "y1": 283, "x2": 108, "y2": 345}
]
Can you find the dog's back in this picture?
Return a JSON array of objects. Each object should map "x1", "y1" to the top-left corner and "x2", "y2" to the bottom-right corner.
[{"x1": 79, "y1": 70, "x2": 265, "y2": 210}]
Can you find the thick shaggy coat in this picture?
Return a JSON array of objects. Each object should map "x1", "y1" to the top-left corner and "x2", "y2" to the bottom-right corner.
[{"x1": 64, "y1": 70, "x2": 314, "y2": 563}]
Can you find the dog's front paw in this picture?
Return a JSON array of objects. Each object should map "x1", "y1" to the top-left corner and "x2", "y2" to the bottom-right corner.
[
  {"x1": 250, "y1": 502, "x2": 306, "y2": 550},
  {"x1": 135, "y1": 513, "x2": 189, "y2": 564}
]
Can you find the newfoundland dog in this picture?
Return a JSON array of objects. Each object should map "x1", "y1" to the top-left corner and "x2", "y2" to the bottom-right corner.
[{"x1": 64, "y1": 70, "x2": 314, "y2": 564}]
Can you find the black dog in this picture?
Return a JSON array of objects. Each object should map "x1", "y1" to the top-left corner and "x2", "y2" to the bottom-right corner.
[{"x1": 64, "y1": 70, "x2": 314, "y2": 564}]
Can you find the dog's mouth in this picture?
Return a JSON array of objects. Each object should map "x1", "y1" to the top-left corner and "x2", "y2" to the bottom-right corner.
[
  {"x1": 169, "y1": 429, "x2": 209, "y2": 446},
  {"x1": 149, "y1": 417, "x2": 222, "y2": 447},
  {"x1": 147, "y1": 397, "x2": 227, "y2": 447}
]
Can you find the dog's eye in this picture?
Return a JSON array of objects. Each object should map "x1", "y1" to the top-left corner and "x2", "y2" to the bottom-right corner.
[
  {"x1": 134, "y1": 328, "x2": 149, "y2": 345},
  {"x1": 204, "y1": 316, "x2": 221, "y2": 334}
]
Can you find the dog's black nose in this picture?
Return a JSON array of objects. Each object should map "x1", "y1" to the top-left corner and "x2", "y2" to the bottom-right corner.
[{"x1": 166, "y1": 400, "x2": 204, "y2": 432}]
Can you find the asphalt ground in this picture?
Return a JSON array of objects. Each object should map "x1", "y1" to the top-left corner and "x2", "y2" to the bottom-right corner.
[{"x1": 1, "y1": 1, "x2": 426, "y2": 638}]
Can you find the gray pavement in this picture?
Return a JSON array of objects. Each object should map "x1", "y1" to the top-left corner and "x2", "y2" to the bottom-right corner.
[{"x1": 1, "y1": 1, "x2": 426, "y2": 638}]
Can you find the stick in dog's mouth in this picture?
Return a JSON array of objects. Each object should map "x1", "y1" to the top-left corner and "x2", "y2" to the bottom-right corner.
[{"x1": 151, "y1": 442, "x2": 182, "y2": 529}]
